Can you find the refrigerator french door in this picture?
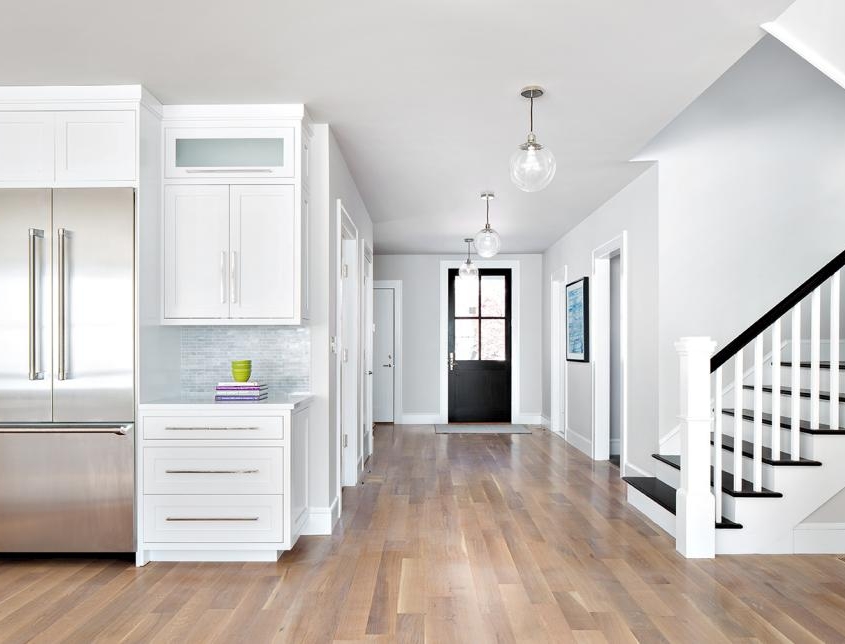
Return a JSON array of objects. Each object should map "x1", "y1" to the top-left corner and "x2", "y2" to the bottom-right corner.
[{"x1": 0, "y1": 188, "x2": 135, "y2": 552}]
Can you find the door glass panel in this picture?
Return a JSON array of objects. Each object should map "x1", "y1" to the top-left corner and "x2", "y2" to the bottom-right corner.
[
  {"x1": 481, "y1": 319, "x2": 506, "y2": 360},
  {"x1": 454, "y1": 275, "x2": 479, "y2": 317},
  {"x1": 455, "y1": 319, "x2": 479, "y2": 360},
  {"x1": 175, "y1": 138, "x2": 284, "y2": 168},
  {"x1": 481, "y1": 275, "x2": 505, "y2": 317}
]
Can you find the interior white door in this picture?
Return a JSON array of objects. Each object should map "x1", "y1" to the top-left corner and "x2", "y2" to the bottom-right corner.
[
  {"x1": 164, "y1": 185, "x2": 230, "y2": 319},
  {"x1": 230, "y1": 185, "x2": 296, "y2": 320},
  {"x1": 362, "y1": 254, "x2": 374, "y2": 459},
  {"x1": 373, "y1": 288, "x2": 395, "y2": 422},
  {"x1": 341, "y1": 238, "x2": 359, "y2": 486}
]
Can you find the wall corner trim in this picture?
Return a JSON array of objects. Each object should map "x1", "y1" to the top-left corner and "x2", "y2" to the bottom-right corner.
[{"x1": 762, "y1": 21, "x2": 845, "y2": 92}]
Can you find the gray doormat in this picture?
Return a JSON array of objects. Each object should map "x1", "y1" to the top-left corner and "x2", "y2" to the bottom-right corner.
[{"x1": 434, "y1": 424, "x2": 531, "y2": 434}]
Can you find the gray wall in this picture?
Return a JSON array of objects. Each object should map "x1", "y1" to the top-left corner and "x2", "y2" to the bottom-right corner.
[
  {"x1": 637, "y1": 36, "x2": 845, "y2": 440},
  {"x1": 542, "y1": 166, "x2": 659, "y2": 470},
  {"x1": 373, "y1": 254, "x2": 544, "y2": 420}
]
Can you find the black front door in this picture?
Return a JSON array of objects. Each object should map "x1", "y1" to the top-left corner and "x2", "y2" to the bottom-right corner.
[{"x1": 448, "y1": 268, "x2": 512, "y2": 422}]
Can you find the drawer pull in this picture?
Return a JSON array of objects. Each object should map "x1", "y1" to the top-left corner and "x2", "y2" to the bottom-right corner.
[
  {"x1": 165, "y1": 469, "x2": 259, "y2": 475},
  {"x1": 164, "y1": 426, "x2": 260, "y2": 431},
  {"x1": 185, "y1": 168, "x2": 274, "y2": 174},
  {"x1": 165, "y1": 516, "x2": 260, "y2": 522}
]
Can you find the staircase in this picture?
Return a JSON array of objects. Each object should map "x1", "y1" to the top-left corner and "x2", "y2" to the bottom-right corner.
[{"x1": 625, "y1": 250, "x2": 845, "y2": 555}]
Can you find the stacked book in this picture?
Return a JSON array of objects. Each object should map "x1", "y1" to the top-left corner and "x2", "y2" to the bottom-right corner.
[{"x1": 215, "y1": 382, "x2": 268, "y2": 403}]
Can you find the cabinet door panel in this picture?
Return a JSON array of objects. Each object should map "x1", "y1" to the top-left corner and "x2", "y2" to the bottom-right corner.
[
  {"x1": 164, "y1": 185, "x2": 230, "y2": 319},
  {"x1": 230, "y1": 185, "x2": 297, "y2": 320},
  {"x1": 0, "y1": 113, "x2": 54, "y2": 183},
  {"x1": 56, "y1": 111, "x2": 136, "y2": 182}
]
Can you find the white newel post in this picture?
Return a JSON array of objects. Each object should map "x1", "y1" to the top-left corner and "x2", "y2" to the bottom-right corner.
[{"x1": 675, "y1": 337, "x2": 717, "y2": 559}]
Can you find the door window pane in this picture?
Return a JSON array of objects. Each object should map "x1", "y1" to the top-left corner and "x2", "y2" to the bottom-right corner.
[
  {"x1": 455, "y1": 319, "x2": 479, "y2": 360},
  {"x1": 454, "y1": 275, "x2": 479, "y2": 317},
  {"x1": 481, "y1": 275, "x2": 505, "y2": 317},
  {"x1": 481, "y1": 319, "x2": 506, "y2": 360}
]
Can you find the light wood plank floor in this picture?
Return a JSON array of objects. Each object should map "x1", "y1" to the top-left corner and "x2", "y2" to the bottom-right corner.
[{"x1": 2, "y1": 423, "x2": 845, "y2": 643}]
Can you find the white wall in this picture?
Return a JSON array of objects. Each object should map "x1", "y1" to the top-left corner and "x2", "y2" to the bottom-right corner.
[
  {"x1": 373, "y1": 254, "x2": 543, "y2": 422},
  {"x1": 636, "y1": 36, "x2": 845, "y2": 441},
  {"x1": 542, "y1": 166, "x2": 658, "y2": 471}
]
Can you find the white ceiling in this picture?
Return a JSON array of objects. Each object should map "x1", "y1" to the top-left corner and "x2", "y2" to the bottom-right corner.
[{"x1": 0, "y1": 0, "x2": 794, "y2": 254}]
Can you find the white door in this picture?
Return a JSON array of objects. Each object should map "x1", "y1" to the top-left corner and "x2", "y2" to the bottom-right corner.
[
  {"x1": 0, "y1": 112, "x2": 54, "y2": 183},
  {"x1": 55, "y1": 111, "x2": 136, "y2": 182},
  {"x1": 373, "y1": 288, "x2": 395, "y2": 422},
  {"x1": 164, "y1": 185, "x2": 230, "y2": 319},
  {"x1": 341, "y1": 238, "x2": 359, "y2": 486},
  {"x1": 230, "y1": 185, "x2": 296, "y2": 320},
  {"x1": 362, "y1": 253, "x2": 374, "y2": 458}
]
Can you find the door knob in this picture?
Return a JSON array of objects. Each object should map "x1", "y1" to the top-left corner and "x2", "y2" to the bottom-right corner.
[{"x1": 367, "y1": 370, "x2": 373, "y2": 375}]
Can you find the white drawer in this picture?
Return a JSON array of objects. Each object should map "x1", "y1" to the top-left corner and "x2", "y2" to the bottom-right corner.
[
  {"x1": 144, "y1": 494, "x2": 283, "y2": 543},
  {"x1": 143, "y1": 415, "x2": 284, "y2": 440},
  {"x1": 144, "y1": 447, "x2": 283, "y2": 495}
]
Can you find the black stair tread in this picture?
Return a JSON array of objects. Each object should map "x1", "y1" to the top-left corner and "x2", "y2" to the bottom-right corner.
[
  {"x1": 742, "y1": 384, "x2": 845, "y2": 403},
  {"x1": 781, "y1": 361, "x2": 845, "y2": 370},
  {"x1": 722, "y1": 408, "x2": 845, "y2": 435},
  {"x1": 711, "y1": 435, "x2": 821, "y2": 466},
  {"x1": 650, "y1": 454, "x2": 782, "y2": 497},
  {"x1": 623, "y1": 476, "x2": 742, "y2": 529}
]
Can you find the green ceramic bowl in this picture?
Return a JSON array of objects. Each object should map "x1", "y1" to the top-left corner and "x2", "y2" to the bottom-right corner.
[
  {"x1": 231, "y1": 366, "x2": 252, "y2": 382},
  {"x1": 231, "y1": 360, "x2": 252, "y2": 366}
]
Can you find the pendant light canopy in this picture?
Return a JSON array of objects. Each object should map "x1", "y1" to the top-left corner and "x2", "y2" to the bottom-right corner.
[
  {"x1": 474, "y1": 192, "x2": 500, "y2": 258},
  {"x1": 459, "y1": 238, "x2": 478, "y2": 279},
  {"x1": 509, "y1": 86, "x2": 556, "y2": 192}
]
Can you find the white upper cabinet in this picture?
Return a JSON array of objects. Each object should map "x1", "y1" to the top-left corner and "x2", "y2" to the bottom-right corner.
[
  {"x1": 0, "y1": 112, "x2": 55, "y2": 183},
  {"x1": 230, "y1": 185, "x2": 297, "y2": 320},
  {"x1": 55, "y1": 111, "x2": 136, "y2": 182},
  {"x1": 165, "y1": 127, "x2": 295, "y2": 179},
  {"x1": 164, "y1": 185, "x2": 231, "y2": 320}
]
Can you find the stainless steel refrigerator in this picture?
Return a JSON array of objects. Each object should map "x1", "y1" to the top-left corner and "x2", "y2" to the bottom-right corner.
[{"x1": 0, "y1": 188, "x2": 135, "y2": 552}]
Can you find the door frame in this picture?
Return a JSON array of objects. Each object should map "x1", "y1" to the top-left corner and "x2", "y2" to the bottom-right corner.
[
  {"x1": 591, "y1": 231, "x2": 629, "y2": 473},
  {"x1": 361, "y1": 242, "x2": 374, "y2": 461},
  {"x1": 439, "y1": 259, "x2": 521, "y2": 424},
  {"x1": 373, "y1": 280, "x2": 402, "y2": 424},
  {"x1": 337, "y1": 200, "x2": 360, "y2": 495},
  {"x1": 550, "y1": 266, "x2": 569, "y2": 439}
]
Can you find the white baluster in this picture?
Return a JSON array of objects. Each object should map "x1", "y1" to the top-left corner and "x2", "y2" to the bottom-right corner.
[
  {"x1": 791, "y1": 304, "x2": 801, "y2": 459},
  {"x1": 811, "y1": 287, "x2": 821, "y2": 430},
  {"x1": 831, "y1": 272, "x2": 840, "y2": 431},
  {"x1": 733, "y1": 349, "x2": 743, "y2": 492},
  {"x1": 771, "y1": 319, "x2": 781, "y2": 460},
  {"x1": 714, "y1": 367, "x2": 723, "y2": 523},
  {"x1": 753, "y1": 335, "x2": 763, "y2": 492},
  {"x1": 675, "y1": 337, "x2": 717, "y2": 559}
]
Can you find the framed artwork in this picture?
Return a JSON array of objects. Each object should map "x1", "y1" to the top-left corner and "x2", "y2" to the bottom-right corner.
[{"x1": 566, "y1": 277, "x2": 589, "y2": 362}]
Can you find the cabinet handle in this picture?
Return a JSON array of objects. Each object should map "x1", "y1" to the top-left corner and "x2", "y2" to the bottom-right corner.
[
  {"x1": 164, "y1": 426, "x2": 260, "y2": 431},
  {"x1": 230, "y1": 250, "x2": 238, "y2": 304},
  {"x1": 220, "y1": 251, "x2": 228, "y2": 304},
  {"x1": 165, "y1": 517, "x2": 260, "y2": 522},
  {"x1": 185, "y1": 168, "x2": 274, "y2": 174},
  {"x1": 165, "y1": 469, "x2": 259, "y2": 474},
  {"x1": 28, "y1": 228, "x2": 44, "y2": 381}
]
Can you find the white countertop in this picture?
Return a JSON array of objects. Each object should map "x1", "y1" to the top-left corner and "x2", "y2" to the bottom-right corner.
[{"x1": 139, "y1": 392, "x2": 313, "y2": 410}]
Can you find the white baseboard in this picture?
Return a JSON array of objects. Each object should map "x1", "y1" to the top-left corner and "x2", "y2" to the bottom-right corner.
[
  {"x1": 565, "y1": 427, "x2": 592, "y2": 457},
  {"x1": 302, "y1": 497, "x2": 340, "y2": 536},
  {"x1": 399, "y1": 413, "x2": 444, "y2": 425},
  {"x1": 627, "y1": 485, "x2": 676, "y2": 538},
  {"x1": 514, "y1": 413, "x2": 544, "y2": 425},
  {"x1": 660, "y1": 424, "x2": 680, "y2": 455},
  {"x1": 623, "y1": 461, "x2": 652, "y2": 478},
  {"x1": 794, "y1": 523, "x2": 845, "y2": 553},
  {"x1": 144, "y1": 549, "x2": 282, "y2": 562},
  {"x1": 540, "y1": 415, "x2": 551, "y2": 428}
]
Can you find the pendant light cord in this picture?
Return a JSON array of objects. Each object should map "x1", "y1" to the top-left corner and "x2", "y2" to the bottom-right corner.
[
  {"x1": 486, "y1": 198, "x2": 490, "y2": 228},
  {"x1": 529, "y1": 96, "x2": 534, "y2": 134}
]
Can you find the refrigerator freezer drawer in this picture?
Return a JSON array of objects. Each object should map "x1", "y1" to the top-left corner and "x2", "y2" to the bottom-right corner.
[{"x1": 0, "y1": 423, "x2": 135, "y2": 552}]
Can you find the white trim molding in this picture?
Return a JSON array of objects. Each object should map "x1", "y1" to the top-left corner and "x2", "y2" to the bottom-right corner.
[
  {"x1": 439, "y1": 260, "x2": 522, "y2": 423},
  {"x1": 400, "y1": 413, "x2": 442, "y2": 425},
  {"x1": 302, "y1": 497, "x2": 340, "y2": 536},
  {"x1": 550, "y1": 266, "x2": 569, "y2": 440},
  {"x1": 762, "y1": 22, "x2": 845, "y2": 92}
]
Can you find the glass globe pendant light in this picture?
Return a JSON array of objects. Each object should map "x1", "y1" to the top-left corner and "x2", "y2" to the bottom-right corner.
[
  {"x1": 509, "y1": 86, "x2": 556, "y2": 192},
  {"x1": 458, "y1": 238, "x2": 478, "y2": 279},
  {"x1": 474, "y1": 192, "x2": 500, "y2": 258}
]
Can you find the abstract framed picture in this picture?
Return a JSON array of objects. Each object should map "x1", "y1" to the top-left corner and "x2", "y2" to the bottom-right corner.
[{"x1": 565, "y1": 277, "x2": 589, "y2": 362}]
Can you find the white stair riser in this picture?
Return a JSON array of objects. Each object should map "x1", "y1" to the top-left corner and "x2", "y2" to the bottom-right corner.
[
  {"x1": 711, "y1": 444, "x2": 777, "y2": 490},
  {"x1": 653, "y1": 458, "x2": 680, "y2": 488},
  {"x1": 768, "y1": 365, "x2": 845, "y2": 391},
  {"x1": 725, "y1": 415, "x2": 817, "y2": 455},
  {"x1": 741, "y1": 389, "x2": 844, "y2": 426}
]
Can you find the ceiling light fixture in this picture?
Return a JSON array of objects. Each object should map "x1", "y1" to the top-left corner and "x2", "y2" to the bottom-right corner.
[
  {"x1": 474, "y1": 192, "x2": 500, "y2": 258},
  {"x1": 510, "y1": 86, "x2": 556, "y2": 192},
  {"x1": 459, "y1": 238, "x2": 478, "y2": 279}
]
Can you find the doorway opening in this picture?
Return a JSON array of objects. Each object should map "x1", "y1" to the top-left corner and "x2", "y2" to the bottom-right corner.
[
  {"x1": 550, "y1": 266, "x2": 568, "y2": 438},
  {"x1": 592, "y1": 232, "x2": 628, "y2": 474},
  {"x1": 362, "y1": 243, "x2": 374, "y2": 463},
  {"x1": 373, "y1": 281, "x2": 402, "y2": 426},
  {"x1": 447, "y1": 268, "x2": 512, "y2": 422}
]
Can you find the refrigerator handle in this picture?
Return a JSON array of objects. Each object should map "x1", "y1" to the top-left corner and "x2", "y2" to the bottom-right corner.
[
  {"x1": 28, "y1": 228, "x2": 44, "y2": 381},
  {"x1": 57, "y1": 228, "x2": 68, "y2": 381}
]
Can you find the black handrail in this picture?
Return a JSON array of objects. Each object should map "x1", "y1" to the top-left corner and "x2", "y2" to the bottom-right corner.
[{"x1": 711, "y1": 248, "x2": 845, "y2": 372}]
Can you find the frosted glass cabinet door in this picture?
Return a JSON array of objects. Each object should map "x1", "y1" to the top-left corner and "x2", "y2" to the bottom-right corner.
[
  {"x1": 165, "y1": 127, "x2": 295, "y2": 179},
  {"x1": 164, "y1": 185, "x2": 231, "y2": 320},
  {"x1": 229, "y1": 185, "x2": 297, "y2": 320}
]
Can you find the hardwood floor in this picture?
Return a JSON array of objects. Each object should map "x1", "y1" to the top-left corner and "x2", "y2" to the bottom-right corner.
[{"x1": 2, "y1": 423, "x2": 845, "y2": 642}]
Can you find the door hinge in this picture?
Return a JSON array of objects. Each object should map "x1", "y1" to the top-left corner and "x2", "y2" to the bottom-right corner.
[
  {"x1": 342, "y1": 264, "x2": 349, "y2": 278},
  {"x1": 343, "y1": 434, "x2": 348, "y2": 448}
]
